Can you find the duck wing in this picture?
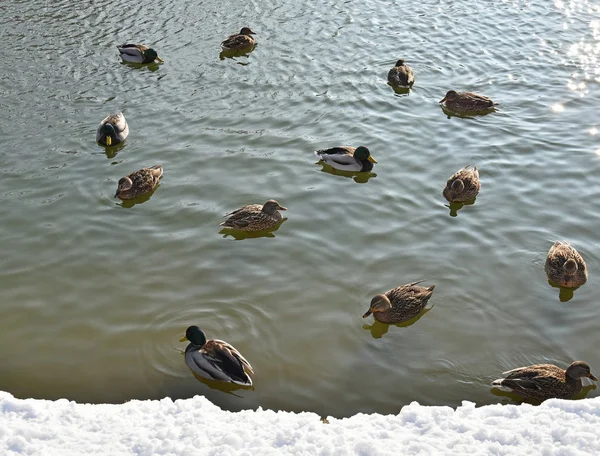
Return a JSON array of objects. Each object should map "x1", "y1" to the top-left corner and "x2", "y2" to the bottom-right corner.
[
  {"x1": 202, "y1": 340, "x2": 253, "y2": 385},
  {"x1": 117, "y1": 44, "x2": 147, "y2": 56}
]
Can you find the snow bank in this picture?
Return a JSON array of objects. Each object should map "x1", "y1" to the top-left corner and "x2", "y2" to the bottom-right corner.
[{"x1": 1, "y1": 391, "x2": 599, "y2": 455}]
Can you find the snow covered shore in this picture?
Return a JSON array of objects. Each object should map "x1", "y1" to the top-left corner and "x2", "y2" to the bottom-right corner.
[{"x1": 0, "y1": 391, "x2": 598, "y2": 455}]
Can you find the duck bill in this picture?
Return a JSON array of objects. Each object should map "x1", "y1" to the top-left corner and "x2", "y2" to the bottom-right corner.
[
  {"x1": 278, "y1": 206, "x2": 287, "y2": 211},
  {"x1": 588, "y1": 373, "x2": 598, "y2": 381},
  {"x1": 105, "y1": 136, "x2": 112, "y2": 146},
  {"x1": 439, "y1": 96, "x2": 447, "y2": 103},
  {"x1": 362, "y1": 309, "x2": 372, "y2": 318},
  {"x1": 368, "y1": 156, "x2": 377, "y2": 164},
  {"x1": 179, "y1": 336, "x2": 188, "y2": 342},
  {"x1": 156, "y1": 57, "x2": 164, "y2": 63}
]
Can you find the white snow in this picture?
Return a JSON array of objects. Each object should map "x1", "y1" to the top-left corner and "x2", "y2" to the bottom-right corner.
[{"x1": 1, "y1": 392, "x2": 599, "y2": 455}]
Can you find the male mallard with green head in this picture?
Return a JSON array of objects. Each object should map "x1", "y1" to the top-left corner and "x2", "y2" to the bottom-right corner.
[
  {"x1": 545, "y1": 240, "x2": 587, "y2": 288},
  {"x1": 492, "y1": 361, "x2": 597, "y2": 402},
  {"x1": 363, "y1": 281, "x2": 436, "y2": 324},
  {"x1": 314, "y1": 146, "x2": 377, "y2": 172},
  {"x1": 96, "y1": 112, "x2": 129, "y2": 146},
  {"x1": 115, "y1": 165, "x2": 163, "y2": 200},
  {"x1": 387, "y1": 59, "x2": 414, "y2": 87},
  {"x1": 439, "y1": 90, "x2": 496, "y2": 113},
  {"x1": 221, "y1": 27, "x2": 256, "y2": 51},
  {"x1": 220, "y1": 200, "x2": 286, "y2": 232},
  {"x1": 443, "y1": 165, "x2": 480, "y2": 203},
  {"x1": 180, "y1": 326, "x2": 254, "y2": 386},
  {"x1": 117, "y1": 44, "x2": 164, "y2": 64}
]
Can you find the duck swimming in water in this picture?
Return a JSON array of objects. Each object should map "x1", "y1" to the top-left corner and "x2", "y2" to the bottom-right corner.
[
  {"x1": 96, "y1": 112, "x2": 129, "y2": 146},
  {"x1": 180, "y1": 325, "x2": 254, "y2": 386},
  {"x1": 117, "y1": 44, "x2": 164, "y2": 64},
  {"x1": 492, "y1": 361, "x2": 597, "y2": 402}
]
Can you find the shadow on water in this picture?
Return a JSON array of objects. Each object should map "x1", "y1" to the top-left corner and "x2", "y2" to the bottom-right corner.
[
  {"x1": 119, "y1": 61, "x2": 161, "y2": 72},
  {"x1": 490, "y1": 383, "x2": 596, "y2": 405},
  {"x1": 445, "y1": 199, "x2": 476, "y2": 217},
  {"x1": 362, "y1": 307, "x2": 433, "y2": 339},
  {"x1": 219, "y1": 218, "x2": 288, "y2": 240},
  {"x1": 388, "y1": 83, "x2": 412, "y2": 96},
  {"x1": 547, "y1": 280, "x2": 580, "y2": 302},
  {"x1": 439, "y1": 105, "x2": 496, "y2": 120},
  {"x1": 219, "y1": 46, "x2": 256, "y2": 62},
  {"x1": 98, "y1": 141, "x2": 127, "y2": 159},
  {"x1": 185, "y1": 368, "x2": 254, "y2": 398},
  {"x1": 316, "y1": 163, "x2": 377, "y2": 184},
  {"x1": 116, "y1": 187, "x2": 161, "y2": 208}
]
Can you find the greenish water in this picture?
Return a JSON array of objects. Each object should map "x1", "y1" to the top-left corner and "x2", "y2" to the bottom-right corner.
[{"x1": 1, "y1": 0, "x2": 599, "y2": 417}]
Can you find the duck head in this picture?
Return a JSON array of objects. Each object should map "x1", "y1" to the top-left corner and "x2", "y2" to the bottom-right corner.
[
  {"x1": 262, "y1": 200, "x2": 287, "y2": 214},
  {"x1": 180, "y1": 325, "x2": 208, "y2": 347},
  {"x1": 440, "y1": 90, "x2": 459, "y2": 103},
  {"x1": 363, "y1": 294, "x2": 392, "y2": 318}
]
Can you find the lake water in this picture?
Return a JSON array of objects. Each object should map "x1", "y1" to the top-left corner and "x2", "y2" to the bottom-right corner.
[{"x1": 1, "y1": 0, "x2": 599, "y2": 417}]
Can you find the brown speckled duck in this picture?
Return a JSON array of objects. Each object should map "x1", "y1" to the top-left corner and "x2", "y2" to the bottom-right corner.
[
  {"x1": 443, "y1": 165, "x2": 480, "y2": 203},
  {"x1": 115, "y1": 165, "x2": 163, "y2": 200},
  {"x1": 387, "y1": 59, "x2": 414, "y2": 87},
  {"x1": 220, "y1": 200, "x2": 286, "y2": 232},
  {"x1": 492, "y1": 361, "x2": 597, "y2": 402},
  {"x1": 363, "y1": 281, "x2": 436, "y2": 324},
  {"x1": 439, "y1": 90, "x2": 496, "y2": 113},
  {"x1": 180, "y1": 326, "x2": 254, "y2": 386},
  {"x1": 545, "y1": 241, "x2": 588, "y2": 288},
  {"x1": 221, "y1": 27, "x2": 256, "y2": 51}
]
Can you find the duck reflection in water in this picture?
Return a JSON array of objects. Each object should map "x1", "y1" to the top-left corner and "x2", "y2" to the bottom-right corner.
[
  {"x1": 317, "y1": 164, "x2": 377, "y2": 184},
  {"x1": 220, "y1": 218, "x2": 287, "y2": 240},
  {"x1": 363, "y1": 309, "x2": 433, "y2": 339},
  {"x1": 546, "y1": 281, "x2": 579, "y2": 303},
  {"x1": 445, "y1": 199, "x2": 476, "y2": 217},
  {"x1": 101, "y1": 141, "x2": 127, "y2": 160}
]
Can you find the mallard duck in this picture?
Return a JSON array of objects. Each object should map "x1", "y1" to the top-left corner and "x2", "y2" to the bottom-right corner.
[
  {"x1": 492, "y1": 361, "x2": 597, "y2": 401},
  {"x1": 363, "y1": 280, "x2": 436, "y2": 324},
  {"x1": 545, "y1": 241, "x2": 588, "y2": 288},
  {"x1": 115, "y1": 165, "x2": 163, "y2": 200},
  {"x1": 314, "y1": 146, "x2": 377, "y2": 172},
  {"x1": 180, "y1": 326, "x2": 254, "y2": 386},
  {"x1": 117, "y1": 44, "x2": 164, "y2": 64},
  {"x1": 221, "y1": 27, "x2": 256, "y2": 51},
  {"x1": 96, "y1": 112, "x2": 129, "y2": 146},
  {"x1": 443, "y1": 165, "x2": 480, "y2": 203},
  {"x1": 220, "y1": 200, "x2": 286, "y2": 232},
  {"x1": 439, "y1": 90, "x2": 496, "y2": 113},
  {"x1": 387, "y1": 59, "x2": 414, "y2": 87}
]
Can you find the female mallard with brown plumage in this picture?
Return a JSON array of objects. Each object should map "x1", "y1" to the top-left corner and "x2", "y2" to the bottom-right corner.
[
  {"x1": 443, "y1": 165, "x2": 480, "y2": 203},
  {"x1": 387, "y1": 59, "x2": 414, "y2": 88},
  {"x1": 117, "y1": 44, "x2": 164, "y2": 64},
  {"x1": 220, "y1": 200, "x2": 286, "y2": 232},
  {"x1": 439, "y1": 90, "x2": 496, "y2": 114},
  {"x1": 492, "y1": 361, "x2": 597, "y2": 402},
  {"x1": 114, "y1": 165, "x2": 163, "y2": 200},
  {"x1": 314, "y1": 146, "x2": 377, "y2": 172},
  {"x1": 180, "y1": 326, "x2": 254, "y2": 386},
  {"x1": 545, "y1": 241, "x2": 588, "y2": 288},
  {"x1": 221, "y1": 27, "x2": 256, "y2": 51},
  {"x1": 363, "y1": 281, "x2": 436, "y2": 324},
  {"x1": 96, "y1": 112, "x2": 129, "y2": 146}
]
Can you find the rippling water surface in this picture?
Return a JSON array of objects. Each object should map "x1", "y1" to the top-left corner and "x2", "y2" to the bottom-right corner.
[{"x1": 1, "y1": 0, "x2": 600, "y2": 417}]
